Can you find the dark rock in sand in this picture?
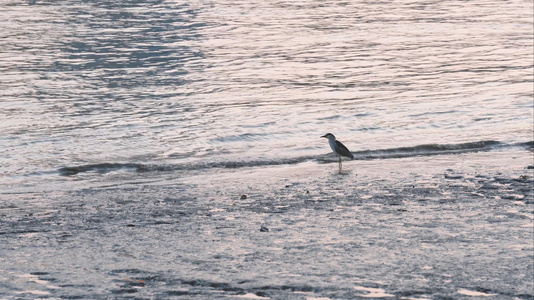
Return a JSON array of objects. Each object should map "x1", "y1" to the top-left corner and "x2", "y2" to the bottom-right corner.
[{"x1": 444, "y1": 174, "x2": 463, "y2": 179}]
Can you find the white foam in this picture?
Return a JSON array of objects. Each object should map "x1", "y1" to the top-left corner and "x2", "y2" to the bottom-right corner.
[
  {"x1": 354, "y1": 286, "x2": 394, "y2": 298},
  {"x1": 15, "y1": 290, "x2": 50, "y2": 295},
  {"x1": 457, "y1": 289, "x2": 496, "y2": 297},
  {"x1": 233, "y1": 293, "x2": 270, "y2": 299},
  {"x1": 18, "y1": 273, "x2": 49, "y2": 285}
]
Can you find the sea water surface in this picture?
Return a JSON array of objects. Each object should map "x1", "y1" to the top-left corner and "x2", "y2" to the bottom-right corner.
[
  {"x1": 1, "y1": 0, "x2": 533, "y2": 299},
  {"x1": 1, "y1": 0, "x2": 532, "y2": 192}
]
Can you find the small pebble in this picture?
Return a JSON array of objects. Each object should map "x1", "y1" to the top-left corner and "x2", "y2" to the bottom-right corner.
[
  {"x1": 260, "y1": 226, "x2": 269, "y2": 232},
  {"x1": 444, "y1": 174, "x2": 463, "y2": 179},
  {"x1": 240, "y1": 194, "x2": 247, "y2": 200}
]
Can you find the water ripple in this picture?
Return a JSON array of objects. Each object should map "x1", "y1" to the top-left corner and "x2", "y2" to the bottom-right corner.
[{"x1": 0, "y1": 0, "x2": 532, "y2": 188}]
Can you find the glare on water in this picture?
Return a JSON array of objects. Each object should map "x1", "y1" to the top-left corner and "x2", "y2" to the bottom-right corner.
[{"x1": 0, "y1": 0, "x2": 532, "y2": 189}]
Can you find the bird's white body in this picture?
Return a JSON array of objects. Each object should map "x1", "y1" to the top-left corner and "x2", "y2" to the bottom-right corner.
[
  {"x1": 326, "y1": 135, "x2": 339, "y2": 156},
  {"x1": 321, "y1": 133, "x2": 354, "y2": 172}
]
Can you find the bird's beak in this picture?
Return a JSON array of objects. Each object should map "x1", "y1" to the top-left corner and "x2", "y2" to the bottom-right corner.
[{"x1": 321, "y1": 135, "x2": 327, "y2": 138}]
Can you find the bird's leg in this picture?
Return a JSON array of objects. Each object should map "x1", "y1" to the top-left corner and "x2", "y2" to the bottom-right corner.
[{"x1": 339, "y1": 157, "x2": 342, "y2": 172}]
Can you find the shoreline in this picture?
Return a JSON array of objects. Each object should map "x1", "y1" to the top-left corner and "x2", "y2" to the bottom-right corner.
[{"x1": 1, "y1": 149, "x2": 533, "y2": 299}]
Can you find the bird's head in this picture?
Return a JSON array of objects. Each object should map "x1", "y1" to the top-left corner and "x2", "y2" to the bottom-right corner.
[{"x1": 321, "y1": 133, "x2": 335, "y2": 140}]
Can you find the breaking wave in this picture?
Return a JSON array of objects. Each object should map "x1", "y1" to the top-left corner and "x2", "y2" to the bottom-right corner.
[{"x1": 58, "y1": 140, "x2": 532, "y2": 176}]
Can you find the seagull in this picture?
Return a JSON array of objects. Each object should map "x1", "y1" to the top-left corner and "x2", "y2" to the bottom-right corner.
[{"x1": 321, "y1": 133, "x2": 354, "y2": 172}]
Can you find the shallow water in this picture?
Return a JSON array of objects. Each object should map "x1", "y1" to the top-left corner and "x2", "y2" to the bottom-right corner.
[
  {"x1": 0, "y1": 0, "x2": 532, "y2": 191},
  {"x1": 0, "y1": 0, "x2": 533, "y2": 299}
]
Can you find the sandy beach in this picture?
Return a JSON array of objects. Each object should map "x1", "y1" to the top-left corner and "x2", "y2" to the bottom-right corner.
[{"x1": 1, "y1": 149, "x2": 532, "y2": 299}]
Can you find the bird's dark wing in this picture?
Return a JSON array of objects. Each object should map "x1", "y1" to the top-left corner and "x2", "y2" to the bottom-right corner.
[{"x1": 335, "y1": 140, "x2": 354, "y2": 159}]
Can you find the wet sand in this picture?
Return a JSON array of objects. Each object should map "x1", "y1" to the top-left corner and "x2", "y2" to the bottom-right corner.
[{"x1": 1, "y1": 150, "x2": 533, "y2": 299}]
